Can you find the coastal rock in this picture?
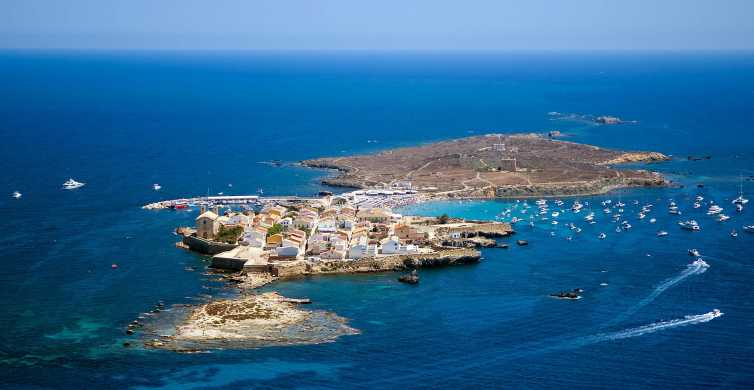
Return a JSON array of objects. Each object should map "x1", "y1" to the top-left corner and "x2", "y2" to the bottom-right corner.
[{"x1": 141, "y1": 292, "x2": 358, "y2": 352}]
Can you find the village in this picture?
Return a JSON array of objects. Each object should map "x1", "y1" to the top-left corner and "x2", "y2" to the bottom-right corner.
[{"x1": 176, "y1": 193, "x2": 513, "y2": 277}]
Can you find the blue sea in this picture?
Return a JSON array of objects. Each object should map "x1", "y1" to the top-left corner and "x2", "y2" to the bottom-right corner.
[{"x1": 1, "y1": 51, "x2": 754, "y2": 389}]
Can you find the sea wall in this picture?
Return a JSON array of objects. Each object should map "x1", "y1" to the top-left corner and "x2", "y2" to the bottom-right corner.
[{"x1": 270, "y1": 248, "x2": 481, "y2": 278}]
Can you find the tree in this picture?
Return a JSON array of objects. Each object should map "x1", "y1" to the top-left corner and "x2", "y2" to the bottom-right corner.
[{"x1": 266, "y1": 223, "x2": 284, "y2": 237}]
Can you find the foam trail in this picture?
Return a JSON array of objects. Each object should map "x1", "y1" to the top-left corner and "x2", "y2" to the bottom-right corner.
[
  {"x1": 608, "y1": 260, "x2": 709, "y2": 325},
  {"x1": 531, "y1": 310, "x2": 724, "y2": 356}
]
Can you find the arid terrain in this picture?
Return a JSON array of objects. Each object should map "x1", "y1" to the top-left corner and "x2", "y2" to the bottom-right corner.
[{"x1": 302, "y1": 134, "x2": 669, "y2": 197}]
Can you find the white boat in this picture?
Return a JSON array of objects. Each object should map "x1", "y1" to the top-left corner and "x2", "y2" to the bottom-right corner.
[
  {"x1": 733, "y1": 175, "x2": 749, "y2": 205},
  {"x1": 693, "y1": 202, "x2": 701, "y2": 209},
  {"x1": 551, "y1": 220, "x2": 559, "y2": 225},
  {"x1": 744, "y1": 225, "x2": 754, "y2": 233},
  {"x1": 584, "y1": 212, "x2": 595, "y2": 222},
  {"x1": 638, "y1": 212, "x2": 646, "y2": 219},
  {"x1": 731, "y1": 230, "x2": 738, "y2": 237},
  {"x1": 153, "y1": 183, "x2": 162, "y2": 191},
  {"x1": 598, "y1": 232, "x2": 607, "y2": 239},
  {"x1": 736, "y1": 203, "x2": 744, "y2": 212},
  {"x1": 63, "y1": 178, "x2": 85, "y2": 190},
  {"x1": 657, "y1": 230, "x2": 669, "y2": 237},
  {"x1": 649, "y1": 218, "x2": 657, "y2": 223},
  {"x1": 678, "y1": 220, "x2": 701, "y2": 231},
  {"x1": 551, "y1": 211, "x2": 560, "y2": 217},
  {"x1": 688, "y1": 249, "x2": 701, "y2": 257},
  {"x1": 707, "y1": 205, "x2": 723, "y2": 215},
  {"x1": 12, "y1": 191, "x2": 21, "y2": 199},
  {"x1": 695, "y1": 195, "x2": 704, "y2": 202},
  {"x1": 622, "y1": 222, "x2": 632, "y2": 229},
  {"x1": 717, "y1": 214, "x2": 730, "y2": 222},
  {"x1": 572, "y1": 201, "x2": 583, "y2": 212},
  {"x1": 669, "y1": 209, "x2": 682, "y2": 215}
]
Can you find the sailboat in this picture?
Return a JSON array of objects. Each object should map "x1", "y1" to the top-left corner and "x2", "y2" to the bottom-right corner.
[{"x1": 733, "y1": 174, "x2": 749, "y2": 205}]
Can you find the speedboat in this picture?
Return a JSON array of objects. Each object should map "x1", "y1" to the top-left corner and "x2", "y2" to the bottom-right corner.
[
  {"x1": 12, "y1": 191, "x2": 21, "y2": 199},
  {"x1": 153, "y1": 183, "x2": 162, "y2": 191},
  {"x1": 688, "y1": 249, "x2": 701, "y2": 257},
  {"x1": 63, "y1": 178, "x2": 85, "y2": 190},
  {"x1": 710, "y1": 309, "x2": 723, "y2": 318},
  {"x1": 678, "y1": 220, "x2": 701, "y2": 231},
  {"x1": 598, "y1": 232, "x2": 607, "y2": 239},
  {"x1": 657, "y1": 230, "x2": 669, "y2": 237}
]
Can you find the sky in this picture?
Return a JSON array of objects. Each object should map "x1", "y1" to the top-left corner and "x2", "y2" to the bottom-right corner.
[{"x1": 2, "y1": 0, "x2": 754, "y2": 51}]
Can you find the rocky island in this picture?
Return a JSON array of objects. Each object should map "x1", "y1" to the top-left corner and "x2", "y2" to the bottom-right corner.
[
  {"x1": 302, "y1": 134, "x2": 669, "y2": 198},
  {"x1": 141, "y1": 292, "x2": 359, "y2": 352}
]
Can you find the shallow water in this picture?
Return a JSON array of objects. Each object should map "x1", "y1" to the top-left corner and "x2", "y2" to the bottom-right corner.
[{"x1": 1, "y1": 51, "x2": 753, "y2": 388}]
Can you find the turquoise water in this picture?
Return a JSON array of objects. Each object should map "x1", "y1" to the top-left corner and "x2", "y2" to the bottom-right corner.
[{"x1": 1, "y1": 51, "x2": 754, "y2": 388}]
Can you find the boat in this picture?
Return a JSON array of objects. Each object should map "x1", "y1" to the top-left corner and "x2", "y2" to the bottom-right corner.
[
  {"x1": 551, "y1": 220, "x2": 558, "y2": 225},
  {"x1": 649, "y1": 218, "x2": 657, "y2": 223},
  {"x1": 731, "y1": 230, "x2": 738, "y2": 237},
  {"x1": 744, "y1": 225, "x2": 754, "y2": 233},
  {"x1": 63, "y1": 178, "x2": 85, "y2": 190},
  {"x1": 678, "y1": 220, "x2": 701, "y2": 231},
  {"x1": 695, "y1": 195, "x2": 704, "y2": 202},
  {"x1": 693, "y1": 202, "x2": 701, "y2": 209},
  {"x1": 733, "y1": 175, "x2": 749, "y2": 205},
  {"x1": 571, "y1": 201, "x2": 583, "y2": 212},
  {"x1": 657, "y1": 230, "x2": 669, "y2": 237},
  {"x1": 638, "y1": 212, "x2": 646, "y2": 219},
  {"x1": 12, "y1": 191, "x2": 21, "y2": 199},
  {"x1": 717, "y1": 214, "x2": 730, "y2": 222},
  {"x1": 153, "y1": 183, "x2": 161, "y2": 191},
  {"x1": 621, "y1": 221, "x2": 632, "y2": 229},
  {"x1": 551, "y1": 211, "x2": 560, "y2": 217},
  {"x1": 669, "y1": 209, "x2": 682, "y2": 215},
  {"x1": 598, "y1": 232, "x2": 607, "y2": 239},
  {"x1": 688, "y1": 249, "x2": 701, "y2": 257},
  {"x1": 707, "y1": 205, "x2": 724, "y2": 215},
  {"x1": 736, "y1": 203, "x2": 744, "y2": 212},
  {"x1": 584, "y1": 212, "x2": 595, "y2": 222}
]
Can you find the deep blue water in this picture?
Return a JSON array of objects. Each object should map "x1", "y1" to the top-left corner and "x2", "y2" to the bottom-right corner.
[{"x1": 1, "y1": 51, "x2": 754, "y2": 389}]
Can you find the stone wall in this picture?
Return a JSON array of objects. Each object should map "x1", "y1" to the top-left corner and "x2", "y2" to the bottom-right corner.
[{"x1": 183, "y1": 235, "x2": 238, "y2": 255}]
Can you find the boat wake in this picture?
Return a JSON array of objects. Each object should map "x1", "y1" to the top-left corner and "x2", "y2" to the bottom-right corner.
[
  {"x1": 518, "y1": 310, "x2": 724, "y2": 359},
  {"x1": 585, "y1": 310, "x2": 722, "y2": 345},
  {"x1": 608, "y1": 260, "x2": 709, "y2": 325}
]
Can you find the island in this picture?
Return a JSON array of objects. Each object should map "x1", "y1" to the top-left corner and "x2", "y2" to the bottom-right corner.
[
  {"x1": 302, "y1": 134, "x2": 669, "y2": 199},
  {"x1": 136, "y1": 133, "x2": 670, "y2": 351}
]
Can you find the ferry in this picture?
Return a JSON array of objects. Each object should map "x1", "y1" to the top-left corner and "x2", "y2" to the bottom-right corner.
[{"x1": 63, "y1": 178, "x2": 85, "y2": 190}]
